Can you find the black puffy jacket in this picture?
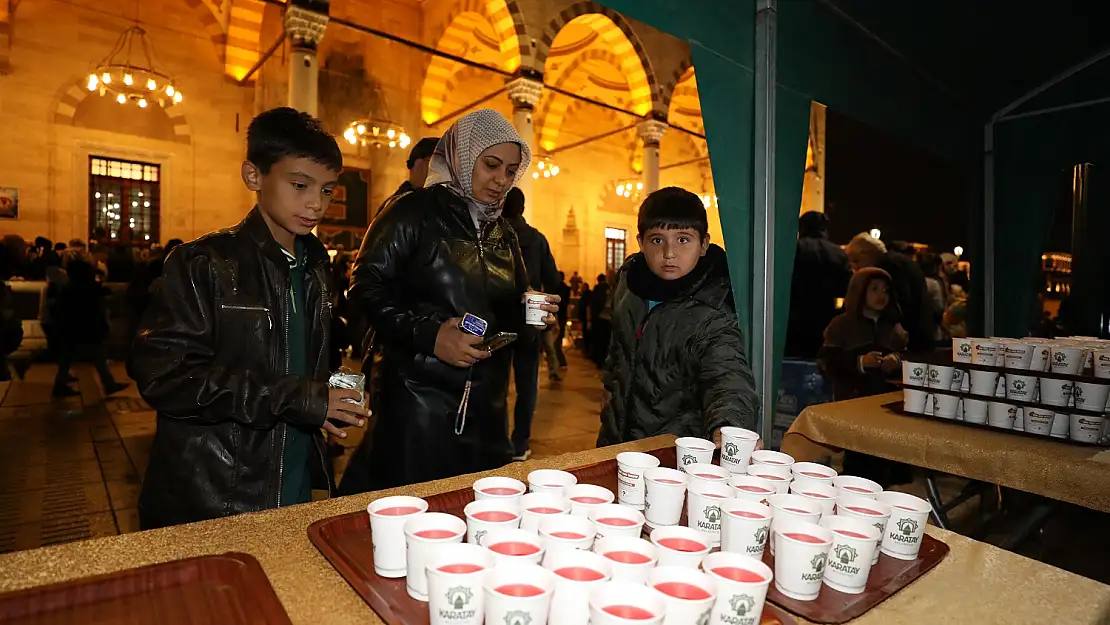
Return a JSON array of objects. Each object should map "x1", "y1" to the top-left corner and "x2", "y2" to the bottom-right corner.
[
  {"x1": 598, "y1": 245, "x2": 759, "y2": 446},
  {"x1": 130, "y1": 208, "x2": 333, "y2": 529},
  {"x1": 339, "y1": 185, "x2": 527, "y2": 493}
]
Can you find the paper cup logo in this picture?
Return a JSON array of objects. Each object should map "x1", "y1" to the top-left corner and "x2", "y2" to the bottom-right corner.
[
  {"x1": 473, "y1": 530, "x2": 487, "y2": 545},
  {"x1": 724, "y1": 441, "x2": 739, "y2": 460},
  {"x1": 446, "y1": 586, "x2": 473, "y2": 610},
  {"x1": 729, "y1": 594, "x2": 756, "y2": 618},
  {"x1": 912, "y1": 366, "x2": 924, "y2": 378},
  {"x1": 896, "y1": 518, "x2": 918, "y2": 536},
  {"x1": 928, "y1": 368, "x2": 939, "y2": 381},
  {"x1": 959, "y1": 343, "x2": 971, "y2": 355},
  {"x1": 754, "y1": 525, "x2": 769, "y2": 547},
  {"x1": 697, "y1": 609, "x2": 712, "y2": 625},
  {"x1": 1054, "y1": 352, "x2": 1067, "y2": 364},
  {"x1": 705, "y1": 506, "x2": 722, "y2": 524},
  {"x1": 833, "y1": 543, "x2": 858, "y2": 565},
  {"x1": 681, "y1": 453, "x2": 697, "y2": 466},
  {"x1": 811, "y1": 553, "x2": 826, "y2": 573},
  {"x1": 873, "y1": 522, "x2": 885, "y2": 533},
  {"x1": 504, "y1": 611, "x2": 532, "y2": 625},
  {"x1": 1012, "y1": 379, "x2": 1026, "y2": 392},
  {"x1": 1073, "y1": 385, "x2": 1085, "y2": 402}
]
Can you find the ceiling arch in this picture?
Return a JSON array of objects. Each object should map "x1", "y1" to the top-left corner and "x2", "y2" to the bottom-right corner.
[
  {"x1": 536, "y1": 48, "x2": 627, "y2": 151},
  {"x1": 223, "y1": 0, "x2": 267, "y2": 81},
  {"x1": 181, "y1": 0, "x2": 231, "y2": 66},
  {"x1": 54, "y1": 74, "x2": 192, "y2": 144}
]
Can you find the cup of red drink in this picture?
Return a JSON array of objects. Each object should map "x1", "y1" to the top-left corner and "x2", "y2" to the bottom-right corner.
[
  {"x1": 484, "y1": 563, "x2": 556, "y2": 625},
  {"x1": 772, "y1": 518, "x2": 832, "y2": 601},
  {"x1": 719, "y1": 426, "x2": 760, "y2": 474},
  {"x1": 790, "y1": 462, "x2": 837, "y2": 490},
  {"x1": 834, "y1": 494, "x2": 891, "y2": 565},
  {"x1": 538, "y1": 514, "x2": 596, "y2": 562},
  {"x1": 464, "y1": 498, "x2": 521, "y2": 547},
  {"x1": 766, "y1": 493, "x2": 821, "y2": 556},
  {"x1": 876, "y1": 491, "x2": 931, "y2": 560},
  {"x1": 650, "y1": 525, "x2": 712, "y2": 568},
  {"x1": 789, "y1": 480, "x2": 837, "y2": 521},
  {"x1": 366, "y1": 495, "x2": 428, "y2": 578},
  {"x1": 832, "y1": 475, "x2": 881, "y2": 500},
  {"x1": 616, "y1": 452, "x2": 661, "y2": 510},
  {"x1": 702, "y1": 551, "x2": 774, "y2": 624},
  {"x1": 589, "y1": 581, "x2": 668, "y2": 625},
  {"x1": 593, "y1": 536, "x2": 658, "y2": 584},
  {"x1": 819, "y1": 515, "x2": 881, "y2": 594},
  {"x1": 686, "y1": 479, "x2": 733, "y2": 546},
  {"x1": 748, "y1": 464, "x2": 792, "y2": 495},
  {"x1": 473, "y1": 476, "x2": 526, "y2": 503},
  {"x1": 404, "y1": 512, "x2": 466, "y2": 601},
  {"x1": 685, "y1": 462, "x2": 732, "y2": 488},
  {"x1": 750, "y1": 449, "x2": 795, "y2": 468},
  {"x1": 517, "y1": 492, "x2": 570, "y2": 533},
  {"x1": 484, "y1": 528, "x2": 546, "y2": 566},
  {"x1": 729, "y1": 474, "x2": 777, "y2": 505},
  {"x1": 589, "y1": 503, "x2": 646, "y2": 541},
  {"x1": 720, "y1": 497, "x2": 772, "y2": 559},
  {"x1": 425, "y1": 543, "x2": 493, "y2": 625},
  {"x1": 545, "y1": 548, "x2": 613, "y2": 625},
  {"x1": 565, "y1": 483, "x2": 616, "y2": 517},
  {"x1": 644, "y1": 467, "x2": 690, "y2": 527},
  {"x1": 675, "y1": 437, "x2": 715, "y2": 472},
  {"x1": 648, "y1": 565, "x2": 718, "y2": 625},
  {"x1": 527, "y1": 469, "x2": 578, "y2": 496}
]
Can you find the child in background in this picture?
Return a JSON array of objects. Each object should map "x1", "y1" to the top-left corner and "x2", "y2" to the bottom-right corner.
[{"x1": 598, "y1": 187, "x2": 759, "y2": 447}]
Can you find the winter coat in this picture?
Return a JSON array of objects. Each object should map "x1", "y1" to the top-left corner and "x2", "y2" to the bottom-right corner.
[
  {"x1": 785, "y1": 234, "x2": 852, "y2": 358},
  {"x1": 598, "y1": 245, "x2": 759, "y2": 446}
]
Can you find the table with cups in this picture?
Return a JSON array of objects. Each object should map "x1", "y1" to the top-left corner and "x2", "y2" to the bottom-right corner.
[{"x1": 0, "y1": 436, "x2": 1107, "y2": 624}]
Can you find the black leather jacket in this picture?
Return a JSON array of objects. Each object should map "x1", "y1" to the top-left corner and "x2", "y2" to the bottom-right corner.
[
  {"x1": 130, "y1": 208, "x2": 333, "y2": 529},
  {"x1": 338, "y1": 185, "x2": 526, "y2": 493}
]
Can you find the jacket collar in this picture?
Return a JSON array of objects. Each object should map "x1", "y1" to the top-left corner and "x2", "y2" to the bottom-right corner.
[{"x1": 240, "y1": 206, "x2": 329, "y2": 269}]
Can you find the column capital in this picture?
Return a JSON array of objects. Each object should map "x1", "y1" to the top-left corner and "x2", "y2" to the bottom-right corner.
[
  {"x1": 506, "y1": 76, "x2": 543, "y2": 110},
  {"x1": 285, "y1": 6, "x2": 329, "y2": 49},
  {"x1": 637, "y1": 119, "x2": 668, "y2": 147}
]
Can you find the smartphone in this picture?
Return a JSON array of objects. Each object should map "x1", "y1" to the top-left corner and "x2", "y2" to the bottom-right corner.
[{"x1": 475, "y1": 332, "x2": 517, "y2": 353}]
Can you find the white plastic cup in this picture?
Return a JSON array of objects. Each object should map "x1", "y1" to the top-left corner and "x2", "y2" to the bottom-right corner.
[
  {"x1": 616, "y1": 452, "x2": 661, "y2": 510},
  {"x1": 766, "y1": 493, "x2": 822, "y2": 557},
  {"x1": 820, "y1": 515, "x2": 881, "y2": 594},
  {"x1": 675, "y1": 437, "x2": 715, "y2": 472},
  {"x1": 963, "y1": 398, "x2": 988, "y2": 424},
  {"x1": 702, "y1": 552, "x2": 774, "y2": 625},
  {"x1": 1013, "y1": 407, "x2": 1026, "y2": 431},
  {"x1": 950, "y1": 368, "x2": 966, "y2": 392},
  {"x1": 719, "y1": 498, "x2": 773, "y2": 559},
  {"x1": 926, "y1": 365, "x2": 955, "y2": 389},
  {"x1": 835, "y1": 494, "x2": 892, "y2": 565},
  {"x1": 772, "y1": 518, "x2": 833, "y2": 601},
  {"x1": 518, "y1": 492, "x2": 571, "y2": 533},
  {"x1": 485, "y1": 527, "x2": 547, "y2": 566},
  {"x1": 1071, "y1": 413, "x2": 1105, "y2": 443},
  {"x1": 473, "y1": 476, "x2": 526, "y2": 503},
  {"x1": 790, "y1": 462, "x2": 837, "y2": 488},
  {"x1": 1006, "y1": 374, "x2": 1038, "y2": 403},
  {"x1": 527, "y1": 469, "x2": 578, "y2": 496},
  {"x1": 718, "y1": 427, "x2": 760, "y2": 474},
  {"x1": 971, "y1": 339, "x2": 1001, "y2": 366},
  {"x1": 405, "y1": 512, "x2": 467, "y2": 601},
  {"x1": 524, "y1": 292, "x2": 549, "y2": 327},
  {"x1": 426, "y1": 543, "x2": 493, "y2": 625},
  {"x1": 1031, "y1": 343, "x2": 1052, "y2": 372},
  {"x1": 545, "y1": 548, "x2": 613, "y2": 625},
  {"x1": 922, "y1": 392, "x2": 935, "y2": 415},
  {"x1": 1073, "y1": 381, "x2": 1110, "y2": 413},
  {"x1": 952, "y1": 337, "x2": 973, "y2": 364},
  {"x1": 1004, "y1": 341, "x2": 1035, "y2": 370},
  {"x1": 748, "y1": 465, "x2": 792, "y2": 495},
  {"x1": 644, "y1": 467, "x2": 690, "y2": 527},
  {"x1": 686, "y1": 462, "x2": 733, "y2": 488},
  {"x1": 648, "y1": 566, "x2": 718, "y2": 625},
  {"x1": 729, "y1": 474, "x2": 777, "y2": 505},
  {"x1": 750, "y1": 449, "x2": 795, "y2": 468},
  {"x1": 537, "y1": 515, "x2": 595, "y2": 562},
  {"x1": 968, "y1": 370, "x2": 999, "y2": 397},
  {"x1": 1051, "y1": 345, "x2": 1085, "y2": 375},
  {"x1": 367, "y1": 496, "x2": 428, "y2": 578},
  {"x1": 589, "y1": 581, "x2": 667, "y2": 625},
  {"x1": 686, "y1": 480, "x2": 733, "y2": 546},
  {"x1": 1024, "y1": 407, "x2": 1055, "y2": 435},
  {"x1": 790, "y1": 480, "x2": 838, "y2": 520},
  {"x1": 589, "y1": 504, "x2": 646, "y2": 542},
  {"x1": 1051, "y1": 412, "x2": 1070, "y2": 438},
  {"x1": 832, "y1": 475, "x2": 881, "y2": 500},
  {"x1": 901, "y1": 361, "x2": 927, "y2": 387},
  {"x1": 464, "y1": 499, "x2": 521, "y2": 547},
  {"x1": 987, "y1": 402, "x2": 1016, "y2": 430},
  {"x1": 650, "y1": 525, "x2": 712, "y2": 568},
  {"x1": 903, "y1": 388, "x2": 929, "y2": 413},
  {"x1": 931, "y1": 393, "x2": 960, "y2": 419},
  {"x1": 1039, "y1": 378, "x2": 1072, "y2": 407},
  {"x1": 565, "y1": 484, "x2": 615, "y2": 518},
  {"x1": 876, "y1": 491, "x2": 931, "y2": 560},
  {"x1": 484, "y1": 563, "x2": 555, "y2": 625},
  {"x1": 594, "y1": 536, "x2": 658, "y2": 584},
  {"x1": 1094, "y1": 349, "x2": 1110, "y2": 379}
]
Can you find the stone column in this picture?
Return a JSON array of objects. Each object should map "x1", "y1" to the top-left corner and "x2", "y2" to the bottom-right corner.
[
  {"x1": 800, "y1": 101, "x2": 827, "y2": 214},
  {"x1": 284, "y1": 5, "x2": 328, "y2": 116},
  {"x1": 506, "y1": 76, "x2": 543, "y2": 220},
  {"x1": 637, "y1": 119, "x2": 668, "y2": 193}
]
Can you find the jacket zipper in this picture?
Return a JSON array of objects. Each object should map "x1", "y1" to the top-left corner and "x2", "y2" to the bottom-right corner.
[
  {"x1": 220, "y1": 304, "x2": 273, "y2": 330},
  {"x1": 313, "y1": 266, "x2": 332, "y2": 493},
  {"x1": 277, "y1": 282, "x2": 290, "y2": 508}
]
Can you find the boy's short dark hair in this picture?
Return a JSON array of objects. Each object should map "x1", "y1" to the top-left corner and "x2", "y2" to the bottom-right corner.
[
  {"x1": 246, "y1": 107, "x2": 342, "y2": 174},
  {"x1": 637, "y1": 186, "x2": 709, "y2": 239},
  {"x1": 406, "y1": 137, "x2": 440, "y2": 169},
  {"x1": 502, "y1": 188, "x2": 525, "y2": 220}
]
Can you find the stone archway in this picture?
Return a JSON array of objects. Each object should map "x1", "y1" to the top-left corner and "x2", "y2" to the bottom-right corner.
[{"x1": 55, "y1": 77, "x2": 192, "y2": 145}]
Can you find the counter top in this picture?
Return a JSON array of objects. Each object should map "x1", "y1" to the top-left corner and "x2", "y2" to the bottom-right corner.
[{"x1": 1, "y1": 434, "x2": 1108, "y2": 624}]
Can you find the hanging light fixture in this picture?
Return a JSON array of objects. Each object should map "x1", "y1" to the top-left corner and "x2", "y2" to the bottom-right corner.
[
  {"x1": 531, "y1": 157, "x2": 561, "y2": 180},
  {"x1": 700, "y1": 193, "x2": 718, "y2": 208},
  {"x1": 613, "y1": 178, "x2": 645, "y2": 202},
  {"x1": 87, "y1": 25, "x2": 183, "y2": 108},
  {"x1": 343, "y1": 119, "x2": 411, "y2": 151}
]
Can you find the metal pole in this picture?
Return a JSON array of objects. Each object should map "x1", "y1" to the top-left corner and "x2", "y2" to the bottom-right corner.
[
  {"x1": 997, "y1": 95, "x2": 1110, "y2": 123},
  {"x1": 754, "y1": 0, "x2": 777, "y2": 443},
  {"x1": 983, "y1": 122, "x2": 995, "y2": 336}
]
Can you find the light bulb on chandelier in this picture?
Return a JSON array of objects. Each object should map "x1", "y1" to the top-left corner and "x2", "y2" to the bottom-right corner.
[{"x1": 86, "y1": 25, "x2": 183, "y2": 110}]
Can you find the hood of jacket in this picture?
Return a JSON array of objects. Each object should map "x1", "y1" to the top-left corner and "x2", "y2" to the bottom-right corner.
[{"x1": 844, "y1": 266, "x2": 900, "y2": 321}]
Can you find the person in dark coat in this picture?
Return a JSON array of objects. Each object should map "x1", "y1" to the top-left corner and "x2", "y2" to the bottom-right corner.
[
  {"x1": 551, "y1": 271, "x2": 571, "y2": 368},
  {"x1": 372, "y1": 137, "x2": 440, "y2": 221},
  {"x1": 846, "y1": 232, "x2": 935, "y2": 355},
  {"x1": 577, "y1": 283, "x2": 591, "y2": 352},
  {"x1": 589, "y1": 274, "x2": 611, "y2": 366},
  {"x1": 818, "y1": 267, "x2": 911, "y2": 486},
  {"x1": 598, "y1": 187, "x2": 759, "y2": 447},
  {"x1": 340, "y1": 109, "x2": 558, "y2": 494},
  {"x1": 50, "y1": 259, "x2": 128, "y2": 397},
  {"x1": 785, "y1": 211, "x2": 852, "y2": 358}
]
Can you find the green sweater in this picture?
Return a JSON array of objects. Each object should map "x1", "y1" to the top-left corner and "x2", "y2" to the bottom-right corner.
[{"x1": 279, "y1": 238, "x2": 314, "y2": 506}]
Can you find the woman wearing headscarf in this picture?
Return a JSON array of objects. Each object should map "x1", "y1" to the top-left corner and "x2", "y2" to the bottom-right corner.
[{"x1": 339, "y1": 109, "x2": 558, "y2": 493}]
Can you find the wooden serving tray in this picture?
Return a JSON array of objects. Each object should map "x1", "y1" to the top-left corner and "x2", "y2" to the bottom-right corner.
[
  {"x1": 309, "y1": 447, "x2": 796, "y2": 625},
  {"x1": 0, "y1": 552, "x2": 291, "y2": 625}
]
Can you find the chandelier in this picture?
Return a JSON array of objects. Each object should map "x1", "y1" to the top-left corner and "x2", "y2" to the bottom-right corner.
[
  {"x1": 87, "y1": 26, "x2": 182, "y2": 109},
  {"x1": 700, "y1": 194, "x2": 718, "y2": 208},
  {"x1": 614, "y1": 179, "x2": 644, "y2": 201},
  {"x1": 343, "y1": 119, "x2": 411, "y2": 150},
  {"x1": 531, "y1": 157, "x2": 561, "y2": 180}
]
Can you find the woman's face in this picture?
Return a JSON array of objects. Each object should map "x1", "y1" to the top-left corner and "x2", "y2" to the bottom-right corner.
[{"x1": 471, "y1": 142, "x2": 521, "y2": 204}]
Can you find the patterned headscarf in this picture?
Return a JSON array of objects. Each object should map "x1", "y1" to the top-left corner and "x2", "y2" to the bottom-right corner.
[{"x1": 424, "y1": 108, "x2": 532, "y2": 225}]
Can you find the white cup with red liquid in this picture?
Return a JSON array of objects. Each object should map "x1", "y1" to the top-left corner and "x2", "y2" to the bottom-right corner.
[
  {"x1": 616, "y1": 452, "x2": 661, "y2": 510},
  {"x1": 593, "y1": 536, "x2": 659, "y2": 584},
  {"x1": 545, "y1": 548, "x2": 613, "y2": 625},
  {"x1": 790, "y1": 480, "x2": 837, "y2": 521},
  {"x1": 832, "y1": 475, "x2": 881, "y2": 500},
  {"x1": 750, "y1": 449, "x2": 795, "y2": 468},
  {"x1": 589, "y1": 503, "x2": 646, "y2": 541},
  {"x1": 589, "y1": 581, "x2": 668, "y2": 625},
  {"x1": 790, "y1": 462, "x2": 837, "y2": 488},
  {"x1": 366, "y1": 495, "x2": 428, "y2": 578},
  {"x1": 835, "y1": 494, "x2": 892, "y2": 565},
  {"x1": 463, "y1": 498, "x2": 521, "y2": 547},
  {"x1": 484, "y1": 527, "x2": 546, "y2": 566},
  {"x1": 876, "y1": 491, "x2": 931, "y2": 560},
  {"x1": 720, "y1": 498, "x2": 773, "y2": 559},
  {"x1": 404, "y1": 512, "x2": 466, "y2": 601},
  {"x1": 644, "y1": 467, "x2": 690, "y2": 527},
  {"x1": 648, "y1": 565, "x2": 718, "y2": 625},
  {"x1": 676, "y1": 436, "x2": 715, "y2": 472},
  {"x1": 517, "y1": 492, "x2": 570, "y2": 533},
  {"x1": 703, "y1": 551, "x2": 774, "y2": 625},
  {"x1": 473, "y1": 476, "x2": 526, "y2": 504},
  {"x1": 538, "y1": 514, "x2": 596, "y2": 562},
  {"x1": 565, "y1": 483, "x2": 616, "y2": 517},
  {"x1": 527, "y1": 469, "x2": 578, "y2": 496},
  {"x1": 651, "y1": 525, "x2": 712, "y2": 568},
  {"x1": 766, "y1": 493, "x2": 821, "y2": 556},
  {"x1": 772, "y1": 518, "x2": 833, "y2": 601},
  {"x1": 685, "y1": 462, "x2": 732, "y2": 489},
  {"x1": 718, "y1": 426, "x2": 760, "y2": 474},
  {"x1": 686, "y1": 479, "x2": 733, "y2": 546},
  {"x1": 425, "y1": 542, "x2": 492, "y2": 625},
  {"x1": 820, "y1": 515, "x2": 882, "y2": 594},
  {"x1": 729, "y1": 474, "x2": 777, "y2": 505},
  {"x1": 748, "y1": 464, "x2": 792, "y2": 495},
  {"x1": 484, "y1": 563, "x2": 556, "y2": 625}
]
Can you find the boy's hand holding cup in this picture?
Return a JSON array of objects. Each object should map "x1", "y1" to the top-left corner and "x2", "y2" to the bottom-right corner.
[
  {"x1": 324, "y1": 388, "x2": 369, "y2": 438},
  {"x1": 523, "y1": 291, "x2": 560, "y2": 328},
  {"x1": 860, "y1": 351, "x2": 883, "y2": 369}
]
